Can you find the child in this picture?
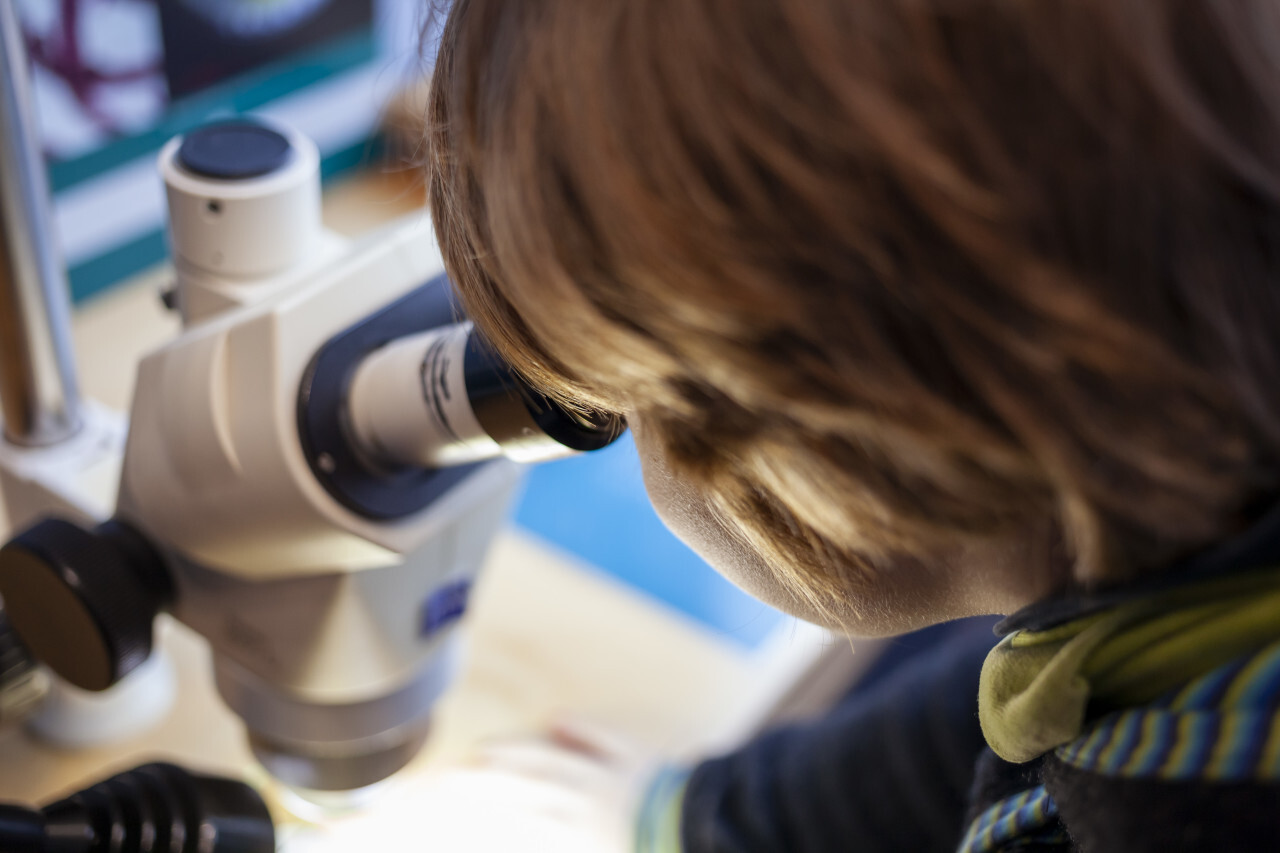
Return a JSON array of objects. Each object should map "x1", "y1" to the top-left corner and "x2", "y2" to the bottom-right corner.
[{"x1": 422, "y1": 1, "x2": 1280, "y2": 849}]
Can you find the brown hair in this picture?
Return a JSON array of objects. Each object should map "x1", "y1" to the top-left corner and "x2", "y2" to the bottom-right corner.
[{"x1": 426, "y1": 0, "x2": 1280, "y2": 618}]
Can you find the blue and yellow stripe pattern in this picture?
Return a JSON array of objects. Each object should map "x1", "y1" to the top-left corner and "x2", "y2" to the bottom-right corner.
[
  {"x1": 1055, "y1": 639, "x2": 1280, "y2": 781},
  {"x1": 959, "y1": 639, "x2": 1280, "y2": 851},
  {"x1": 957, "y1": 785, "x2": 1069, "y2": 853}
]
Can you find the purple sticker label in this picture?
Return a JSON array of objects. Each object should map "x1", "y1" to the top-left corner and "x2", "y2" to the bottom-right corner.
[{"x1": 421, "y1": 580, "x2": 471, "y2": 638}]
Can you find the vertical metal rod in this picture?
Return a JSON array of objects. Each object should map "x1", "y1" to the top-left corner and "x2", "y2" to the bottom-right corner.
[{"x1": 0, "y1": 2, "x2": 81, "y2": 447}]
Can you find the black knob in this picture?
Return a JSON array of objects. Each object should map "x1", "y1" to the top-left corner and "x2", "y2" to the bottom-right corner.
[
  {"x1": 0, "y1": 518, "x2": 172, "y2": 691},
  {"x1": 177, "y1": 119, "x2": 292, "y2": 180},
  {"x1": 0, "y1": 762, "x2": 275, "y2": 853}
]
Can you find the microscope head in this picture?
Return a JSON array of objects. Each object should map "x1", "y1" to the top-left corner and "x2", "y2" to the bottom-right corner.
[{"x1": 0, "y1": 117, "x2": 624, "y2": 794}]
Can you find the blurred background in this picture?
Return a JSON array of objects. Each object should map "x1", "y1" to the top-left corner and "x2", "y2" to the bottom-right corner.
[{"x1": 22, "y1": 0, "x2": 394, "y2": 301}]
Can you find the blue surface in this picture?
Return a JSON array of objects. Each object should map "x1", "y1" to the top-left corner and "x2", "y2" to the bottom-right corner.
[{"x1": 514, "y1": 432, "x2": 787, "y2": 649}]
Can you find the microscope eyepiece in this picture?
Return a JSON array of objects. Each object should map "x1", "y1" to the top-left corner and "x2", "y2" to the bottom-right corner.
[
  {"x1": 462, "y1": 333, "x2": 621, "y2": 454},
  {"x1": 298, "y1": 272, "x2": 624, "y2": 520},
  {"x1": 347, "y1": 323, "x2": 622, "y2": 471}
]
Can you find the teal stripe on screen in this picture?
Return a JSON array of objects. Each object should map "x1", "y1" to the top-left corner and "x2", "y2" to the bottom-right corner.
[
  {"x1": 514, "y1": 432, "x2": 786, "y2": 649},
  {"x1": 49, "y1": 30, "x2": 377, "y2": 193},
  {"x1": 69, "y1": 229, "x2": 168, "y2": 303}
]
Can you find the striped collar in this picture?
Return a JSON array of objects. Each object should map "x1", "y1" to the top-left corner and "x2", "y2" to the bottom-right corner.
[
  {"x1": 961, "y1": 639, "x2": 1280, "y2": 852},
  {"x1": 1054, "y1": 638, "x2": 1280, "y2": 782}
]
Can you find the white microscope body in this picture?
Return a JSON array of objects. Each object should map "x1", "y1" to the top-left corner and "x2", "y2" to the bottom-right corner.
[{"x1": 0, "y1": 119, "x2": 621, "y2": 792}]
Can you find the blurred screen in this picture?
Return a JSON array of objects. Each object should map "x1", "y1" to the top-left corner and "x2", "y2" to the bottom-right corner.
[
  {"x1": 160, "y1": 0, "x2": 372, "y2": 99},
  {"x1": 18, "y1": 0, "x2": 374, "y2": 163},
  {"x1": 17, "y1": 0, "x2": 387, "y2": 300}
]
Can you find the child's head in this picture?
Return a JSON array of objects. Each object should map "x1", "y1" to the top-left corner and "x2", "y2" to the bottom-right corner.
[{"x1": 426, "y1": 0, "x2": 1280, "y2": 634}]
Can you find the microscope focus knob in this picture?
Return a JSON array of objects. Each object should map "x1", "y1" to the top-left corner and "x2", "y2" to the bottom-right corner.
[{"x1": 0, "y1": 519, "x2": 172, "y2": 692}]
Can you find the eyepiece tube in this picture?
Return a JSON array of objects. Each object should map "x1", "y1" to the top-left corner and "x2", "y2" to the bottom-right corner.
[{"x1": 346, "y1": 323, "x2": 622, "y2": 470}]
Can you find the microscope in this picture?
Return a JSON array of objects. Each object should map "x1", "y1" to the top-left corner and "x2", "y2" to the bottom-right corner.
[{"x1": 0, "y1": 117, "x2": 623, "y2": 796}]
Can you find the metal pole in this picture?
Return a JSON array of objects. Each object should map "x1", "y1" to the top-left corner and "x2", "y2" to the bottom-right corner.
[{"x1": 0, "y1": 2, "x2": 81, "y2": 447}]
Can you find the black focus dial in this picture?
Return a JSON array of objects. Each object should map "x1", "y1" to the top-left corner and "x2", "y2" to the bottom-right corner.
[{"x1": 0, "y1": 518, "x2": 171, "y2": 692}]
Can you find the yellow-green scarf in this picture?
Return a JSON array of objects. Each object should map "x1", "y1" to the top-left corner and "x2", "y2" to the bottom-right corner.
[{"x1": 979, "y1": 570, "x2": 1280, "y2": 763}]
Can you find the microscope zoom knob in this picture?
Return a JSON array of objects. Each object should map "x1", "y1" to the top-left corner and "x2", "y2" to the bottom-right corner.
[{"x1": 0, "y1": 518, "x2": 172, "y2": 692}]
